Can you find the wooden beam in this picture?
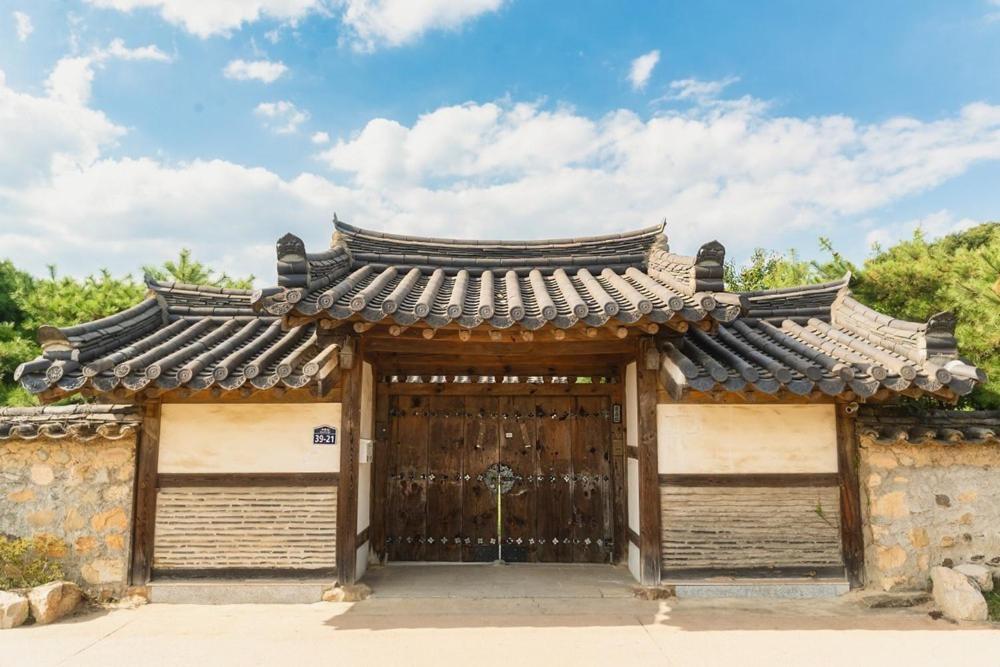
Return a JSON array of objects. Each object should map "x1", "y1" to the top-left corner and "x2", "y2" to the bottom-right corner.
[
  {"x1": 157, "y1": 472, "x2": 339, "y2": 487},
  {"x1": 385, "y1": 382, "x2": 621, "y2": 396},
  {"x1": 665, "y1": 319, "x2": 689, "y2": 333},
  {"x1": 129, "y1": 400, "x2": 160, "y2": 586},
  {"x1": 836, "y1": 403, "x2": 865, "y2": 589},
  {"x1": 610, "y1": 380, "x2": 626, "y2": 564},
  {"x1": 636, "y1": 337, "x2": 661, "y2": 586},
  {"x1": 364, "y1": 337, "x2": 634, "y2": 357},
  {"x1": 369, "y1": 357, "x2": 630, "y2": 376},
  {"x1": 337, "y1": 337, "x2": 364, "y2": 585},
  {"x1": 371, "y1": 380, "x2": 390, "y2": 563},
  {"x1": 658, "y1": 473, "x2": 840, "y2": 487}
]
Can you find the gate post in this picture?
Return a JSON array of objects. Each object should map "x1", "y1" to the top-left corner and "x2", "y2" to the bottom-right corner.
[
  {"x1": 337, "y1": 337, "x2": 363, "y2": 585},
  {"x1": 637, "y1": 338, "x2": 662, "y2": 586}
]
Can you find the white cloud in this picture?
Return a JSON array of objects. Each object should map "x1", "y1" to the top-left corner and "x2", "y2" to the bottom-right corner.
[
  {"x1": 628, "y1": 49, "x2": 659, "y2": 91},
  {"x1": 338, "y1": 0, "x2": 504, "y2": 51},
  {"x1": 667, "y1": 76, "x2": 740, "y2": 102},
  {"x1": 12, "y1": 10, "x2": 33, "y2": 42},
  {"x1": 44, "y1": 39, "x2": 172, "y2": 106},
  {"x1": 84, "y1": 0, "x2": 325, "y2": 38},
  {"x1": 104, "y1": 38, "x2": 173, "y2": 62},
  {"x1": 3, "y1": 67, "x2": 1000, "y2": 284},
  {"x1": 224, "y1": 58, "x2": 288, "y2": 83},
  {"x1": 865, "y1": 210, "x2": 979, "y2": 249},
  {"x1": 311, "y1": 131, "x2": 330, "y2": 144},
  {"x1": 255, "y1": 100, "x2": 309, "y2": 133},
  {"x1": 987, "y1": 0, "x2": 1000, "y2": 22},
  {"x1": 0, "y1": 67, "x2": 123, "y2": 189}
]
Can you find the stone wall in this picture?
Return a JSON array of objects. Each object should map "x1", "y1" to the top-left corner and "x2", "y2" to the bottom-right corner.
[
  {"x1": 0, "y1": 405, "x2": 139, "y2": 599},
  {"x1": 858, "y1": 410, "x2": 1000, "y2": 591}
]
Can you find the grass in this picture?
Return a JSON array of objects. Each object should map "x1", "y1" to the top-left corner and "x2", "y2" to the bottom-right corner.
[{"x1": 987, "y1": 590, "x2": 1000, "y2": 622}]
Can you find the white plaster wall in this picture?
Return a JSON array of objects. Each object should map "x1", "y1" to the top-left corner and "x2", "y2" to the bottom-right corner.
[
  {"x1": 356, "y1": 362, "x2": 374, "y2": 534},
  {"x1": 625, "y1": 362, "x2": 638, "y2": 449},
  {"x1": 627, "y1": 457, "x2": 640, "y2": 531},
  {"x1": 356, "y1": 542, "x2": 369, "y2": 579},
  {"x1": 657, "y1": 404, "x2": 837, "y2": 474},
  {"x1": 625, "y1": 361, "x2": 640, "y2": 583},
  {"x1": 159, "y1": 403, "x2": 341, "y2": 473},
  {"x1": 628, "y1": 542, "x2": 641, "y2": 582}
]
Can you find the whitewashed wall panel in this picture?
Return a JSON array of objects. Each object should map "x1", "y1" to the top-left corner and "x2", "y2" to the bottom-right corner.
[
  {"x1": 159, "y1": 403, "x2": 341, "y2": 473},
  {"x1": 657, "y1": 404, "x2": 837, "y2": 474}
]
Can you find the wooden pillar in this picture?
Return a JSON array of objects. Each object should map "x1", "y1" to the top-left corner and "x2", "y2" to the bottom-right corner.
[
  {"x1": 610, "y1": 381, "x2": 626, "y2": 565},
  {"x1": 370, "y1": 379, "x2": 390, "y2": 563},
  {"x1": 836, "y1": 403, "x2": 864, "y2": 588},
  {"x1": 337, "y1": 338, "x2": 363, "y2": 585},
  {"x1": 637, "y1": 338, "x2": 662, "y2": 585},
  {"x1": 130, "y1": 400, "x2": 161, "y2": 585}
]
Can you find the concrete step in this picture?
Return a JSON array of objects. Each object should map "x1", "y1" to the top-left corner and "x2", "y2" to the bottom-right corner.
[
  {"x1": 149, "y1": 580, "x2": 331, "y2": 604},
  {"x1": 664, "y1": 578, "x2": 850, "y2": 599}
]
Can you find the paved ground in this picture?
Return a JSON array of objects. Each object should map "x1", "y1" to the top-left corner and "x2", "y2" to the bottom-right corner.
[{"x1": 3, "y1": 565, "x2": 998, "y2": 666}]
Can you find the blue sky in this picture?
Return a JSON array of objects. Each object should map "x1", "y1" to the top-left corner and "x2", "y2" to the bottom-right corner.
[{"x1": 1, "y1": 1, "x2": 999, "y2": 283}]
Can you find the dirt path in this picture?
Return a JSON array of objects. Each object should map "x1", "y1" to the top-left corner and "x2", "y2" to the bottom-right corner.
[{"x1": 2, "y1": 595, "x2": 997, "y2": 667}]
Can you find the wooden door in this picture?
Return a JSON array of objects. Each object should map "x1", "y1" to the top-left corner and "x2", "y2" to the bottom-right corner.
[
  {"x1": 385, "y1": 392, "x2": 613, "y2": 563},
  {"x1": 386, "y1": 394, "x2": 429, "y2": 561},
  {"x1": 499, "y1": 395, "x2": 614, "y2": 563}
]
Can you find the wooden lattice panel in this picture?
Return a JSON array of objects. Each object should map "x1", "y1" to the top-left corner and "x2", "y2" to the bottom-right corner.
[
  {"x1": 660, "y1": 485, "x2": 842, "y2": 571},
  {"x1": 153, "y1": 486, "x2": 337, "y2": 570}
]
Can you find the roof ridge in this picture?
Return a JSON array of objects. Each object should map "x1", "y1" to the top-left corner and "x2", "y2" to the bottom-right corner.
[
  {"x1": 332, "y1": 219, "x2": 667, "y2": 249},
  {"x1": 145, "y1": 277, "x2": 254, "y2": 297}
]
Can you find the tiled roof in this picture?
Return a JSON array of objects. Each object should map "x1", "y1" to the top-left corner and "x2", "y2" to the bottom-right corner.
[
  {"x1": 0, "y1": 404, "x2": 139, "y2": 441},
  {"x1": 14, "y1": 220, "x2": 986, "y2": 402},
  {"x1": 857, "y1": 408, "x2": 1000, "y2": 445},
  {"x1": 658, "y1": 276, "x2": 984, "y2": 399},
  {"x1": 15, "y1": 280, "x2": 343, "y2": 399},
  {"x1": 253, "y1": 221, "x2": 742, "y2": 329}
]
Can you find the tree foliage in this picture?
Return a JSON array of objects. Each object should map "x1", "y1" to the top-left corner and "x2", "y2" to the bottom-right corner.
[
  {"x1": 143, "y1": 249, "x2": 254, "y2": 289},
  {"x1": 726, "y1": 223, "x2": 1000, "y2": 408},
  {"x1": 0, "y1": 251, "x2": 254, "y2": 406}
]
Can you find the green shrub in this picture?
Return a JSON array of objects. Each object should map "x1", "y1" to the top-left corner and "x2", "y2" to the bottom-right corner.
[
  {"x1": 0, "y1": 535, "x2": 65, "y2": 589},
  {"x1": 987, "y1": 589, "x2": 1000, "y2": 622}
]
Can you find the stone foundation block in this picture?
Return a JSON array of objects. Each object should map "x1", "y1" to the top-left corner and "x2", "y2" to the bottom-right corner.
[
  {"x1": 0, "y1": 591, "x2": 29, "y2": 629},
  {"x1": 28, "y1": 581, "x2": 82, "y2": 625}
]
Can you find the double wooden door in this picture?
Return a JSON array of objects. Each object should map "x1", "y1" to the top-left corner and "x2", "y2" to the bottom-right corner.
[{"x1": 385, "y1": 393, "x2": 614, "y2": 562}]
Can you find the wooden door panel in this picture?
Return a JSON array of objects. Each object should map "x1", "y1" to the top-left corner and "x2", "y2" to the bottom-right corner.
[
  {"x1": 572, "y1": 396, "x2": 613, "y2": 563},
  {"x1": 387, "y1": 394, "x2": 429, "y2": 561},
  {"x1": 386, "y1": 389, "x2": 614, "y2": 565},
  {"x1": 463, "y1": 396, "x2": 499, "y2": 562},
  {"x1": 499, "y1": 395, "x2": 537, "y2": 562},
  {"x1": 534, "y1": 396, "x2": 574, "y2": 562},
  {"x1": 425, "y1": 395, "x2": 465, "y2": 561}
]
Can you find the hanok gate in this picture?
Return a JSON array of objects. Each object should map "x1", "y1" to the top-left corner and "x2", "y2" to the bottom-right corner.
[{"x1": 16, "y1": 219, "x2": 984, "y2": 593}]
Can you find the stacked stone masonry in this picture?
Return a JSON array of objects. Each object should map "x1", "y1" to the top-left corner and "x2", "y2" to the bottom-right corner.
[
  {"x1": 859, "y1": 410, "x2": 1000, "y2": 591},
  {"x1": 0, "y1": 432, "x2": 136, "y2": 598}
]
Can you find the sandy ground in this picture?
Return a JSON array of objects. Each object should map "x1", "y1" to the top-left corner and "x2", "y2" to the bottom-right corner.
[{"x1": 2, "y1": 565, "x2": 998, "y2": 667}]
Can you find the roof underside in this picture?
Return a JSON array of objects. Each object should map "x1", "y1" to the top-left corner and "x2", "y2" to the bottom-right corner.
[{"x1": 15, "y1": 221, "x2": 985, "y2": 402}]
